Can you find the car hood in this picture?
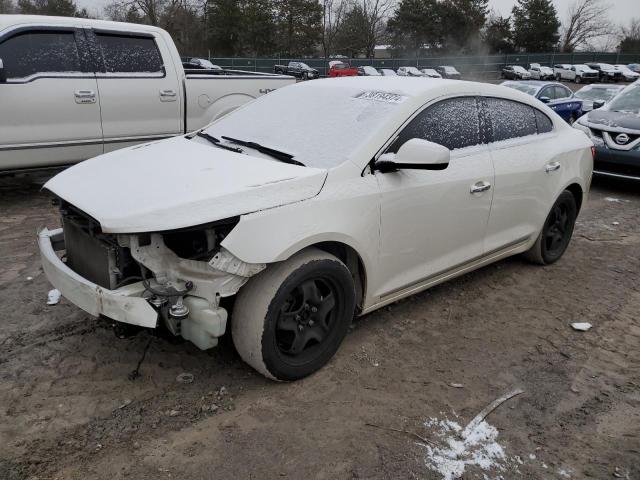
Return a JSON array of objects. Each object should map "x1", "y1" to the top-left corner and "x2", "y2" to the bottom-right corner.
[
  {"x1": 585, "y1": 110, "x2": 640, "y2": 132},
  {"x1": 45, "y1": 136, "x2": 328, "y2": 233}
]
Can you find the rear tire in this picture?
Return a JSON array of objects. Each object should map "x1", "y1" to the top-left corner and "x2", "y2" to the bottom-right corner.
[
  {"x1": 232, "y1": 248, "x2": 356, "y2": 381},
  {"x1": 524, "y1": 191, "x2": 577, "y2": 265},
  {"x1": 575, "y1": 76, "x2": 581, "y2": 84}
]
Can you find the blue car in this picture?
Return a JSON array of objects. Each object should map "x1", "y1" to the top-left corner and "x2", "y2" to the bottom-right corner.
[{"x1": 501, "y1": 80, "x2": 583, "y2": 124}]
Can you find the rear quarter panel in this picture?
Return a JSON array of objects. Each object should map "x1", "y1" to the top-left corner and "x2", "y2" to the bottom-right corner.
[{"x1": 185, "y1": 75, "x2": 295, "y2": 131}]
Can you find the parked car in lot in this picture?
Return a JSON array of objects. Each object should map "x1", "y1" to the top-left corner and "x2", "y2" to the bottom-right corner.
[
  {"x1": 0, "y1": 15, "x2": 295, "y2": 173},
  {"x1": 502, "y1": 65, "x2": 531, "y2": 80},
  {"x1": 39, "y1": 77, "x2": 593, "y2": 381},
  {"x1": 574, "y1": 81, "x2": 640, "y2": 180},
  {"x1": 573, "y1": 84, "x2": 625, "y2": 112},
  {"x1": 357, "y1": 66, "x2": 380, "y2": 76},
  {"x1": 397, "y1": 66, "x2": 425, "y2": 77},
  {"x1": 435, "y1": 65, "x2": 461, "y2": 79},
  {"x1": 628, "y1": 64, "x2": 640, "y2": 74},
  {"x1": 614, "y1": 65, "x2": 640, "y2": 82},
  {"x1": 182, "y1": 58, "x2": 222, "y2": 71},
  {"x1": 420, "y1": 68, "x2": 442, "y2": 78},
  {"x1": 328, "y1": 61, "x2": 358, "y2": 77},
  {"x1": 378, "y1": 68, "x2": 397, "y2": 76},
  {"x1": 553, "y1": 64, "x2": 598, "y2": 83},
  {"x1": 274, "y1": 61, "x2": 318, "y2": 80},
  {"x1": 501, "y1": 81, "x2": 583, "y2": 124},
  {"x1": 586, "y1": 63, "x2": 621, "y2": 82},
  {"x1": 529, "y1": 64, "x2": 554, "y2": 80}
]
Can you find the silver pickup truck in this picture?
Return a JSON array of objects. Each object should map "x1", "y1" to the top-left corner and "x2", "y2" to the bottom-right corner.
[{"x1": 0, "y1": 15, "x2": 295, "y2": 173}]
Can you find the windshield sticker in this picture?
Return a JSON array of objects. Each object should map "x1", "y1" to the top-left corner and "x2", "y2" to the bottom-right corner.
[{"x1": 355, "y1": 91, "x2": 408, "y2": 104}]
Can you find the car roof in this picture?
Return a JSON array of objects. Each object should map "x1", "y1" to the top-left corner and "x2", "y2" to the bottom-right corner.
[{"x1": 0, "y1": 14, "x2": 163, "y2": 34}]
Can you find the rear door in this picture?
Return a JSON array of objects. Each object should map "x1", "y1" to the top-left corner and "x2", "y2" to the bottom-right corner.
[
  {"x1": 0, "y1": 27, "x2": 102, "y2": 171},
  {"x1": 482, "y1": 97, "x2": 564, "y2": 252},
  {"x1": 90, "y1": 29, "x2": 182, "y2": 152}
]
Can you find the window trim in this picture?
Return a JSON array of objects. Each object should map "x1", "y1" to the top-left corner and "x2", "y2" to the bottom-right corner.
[
  {"x1": 90, "y1": 29, "x2": 166, "y2": 79},
  {"x1": 0, "y1": 26, "x2": 93, "y2": 84}
]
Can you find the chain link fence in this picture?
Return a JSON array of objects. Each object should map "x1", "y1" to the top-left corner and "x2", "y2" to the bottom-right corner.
[{"x1": 185, "y1": 52, "x2": 640, "y2": 79}]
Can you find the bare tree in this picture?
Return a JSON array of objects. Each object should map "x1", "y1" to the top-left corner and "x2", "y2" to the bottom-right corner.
[
  {"x1": 560, "y1": 0, "x2": 611, "y2": 52},
  {"x1": 322, "y1": 0, "x2": 348, "y2": 57},
  {"x1": 361, "y1": 0, "x2": 394, "y2": 58}
]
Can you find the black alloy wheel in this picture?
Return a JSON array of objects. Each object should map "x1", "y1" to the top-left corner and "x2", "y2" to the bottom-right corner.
[{"x1": 540, "y1": 191, "x2": 577, "y2": 263}]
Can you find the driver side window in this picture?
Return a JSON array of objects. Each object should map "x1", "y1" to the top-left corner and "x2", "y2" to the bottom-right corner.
[{"x1": 387, "y1": 97, "x2": 481, "y2": 153}]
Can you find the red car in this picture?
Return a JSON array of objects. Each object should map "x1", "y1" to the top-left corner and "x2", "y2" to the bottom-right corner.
[{"x1": 328, "y1": 61, "x2": 358, "y2": 77}]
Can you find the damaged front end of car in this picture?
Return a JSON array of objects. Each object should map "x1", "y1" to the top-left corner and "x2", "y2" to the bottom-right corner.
[{"x1": 38, "y1": 201, "x2": 265, "y2": 350}]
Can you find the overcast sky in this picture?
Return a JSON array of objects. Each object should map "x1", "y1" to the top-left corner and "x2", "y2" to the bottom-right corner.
[{"x1": 77, "y1": 0, "x2": 638, "y2": 27}]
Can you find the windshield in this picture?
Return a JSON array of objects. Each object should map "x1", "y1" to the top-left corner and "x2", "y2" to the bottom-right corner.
[
  {"x1": 607, "y1": 84, "x2": 640, "y2": 114},
  {"x1": 205, "y1": 85, "x2": 403, "y2": 168},
  {"x1": 502, "y1": 82, "x2": 538, "y2": 96},
  {"x1": 363, "y1": 66, "x2": 379, "y2": 75},
  {"x1": 513, "y1": 66, "x2": 526, "y2": 73},
  {"x1": 443, "y1": 66, "x2": 458, "y2": 73},
  {"x1": 406, "y1": 67, "x2": 421, "y2": 74},
  {"x1": 299, "y1": 63, "x2": 310, "y2": 69},
  {"x1": 574, "y1": 86, "x2": 623, "y2": 101},
  {"x1": 382, "y1": 69, "x2": 396, "y2": 75},
  {"x1": 541, "y1": 67, "x2": 553, "y2": 72}
]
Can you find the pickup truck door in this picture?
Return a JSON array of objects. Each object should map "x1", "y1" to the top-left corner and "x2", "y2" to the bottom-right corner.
[
  {"x1": 0, "y1": 27, "x2": 103, "y2": 171},
  {"x1": 89, "y1": 29, "x2": 182, "y2": 152}
]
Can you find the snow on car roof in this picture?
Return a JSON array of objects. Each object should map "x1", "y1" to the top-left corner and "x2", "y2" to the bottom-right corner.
[{"x1": 0, "y1": 14, "x2": 163, "y2": 33}]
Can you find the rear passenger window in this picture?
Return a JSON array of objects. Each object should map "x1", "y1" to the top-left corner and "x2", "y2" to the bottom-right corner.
[
  {"x1": 485, "y1": 97, "x2": 537, "y2": 142},
  {"x1": 0, "y1": 30, "x2": 81, "y2": 79},
  {"x1": 535, "y1": 110, "x2": 553, "y2": 133},
  {"x1": 96, "y1": 33, "x2": 163, "y2": 74},
  {"x1": 388, "y1": 97, "x2": 481, "y2": 152},
  {"x1": 554, "y1": 86, "x2": 571, "y2": 99}
]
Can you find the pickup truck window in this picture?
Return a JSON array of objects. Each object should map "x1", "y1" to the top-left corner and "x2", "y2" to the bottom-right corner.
[
  {"x1": 0, "y1": 30, "x2": 81, "y2": 80},
  {"x1": 96, "y1": 33, "x2": 163, "y2": 75}
]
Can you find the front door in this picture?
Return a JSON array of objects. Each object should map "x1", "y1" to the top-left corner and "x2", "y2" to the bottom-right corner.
[
  {"x1": 0, "y1": 27, "x2": 103, "y2": 171},
  {"x1": 374, "y1": 96, "x2": 494, "y2": 298}
]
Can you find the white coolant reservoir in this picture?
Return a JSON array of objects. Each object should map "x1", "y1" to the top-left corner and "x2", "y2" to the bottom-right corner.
[{"x1": 181, "y1": 297, "x2": 228, "y2": 350}]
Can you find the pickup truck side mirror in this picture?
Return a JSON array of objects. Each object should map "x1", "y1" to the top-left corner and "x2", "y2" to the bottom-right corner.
[
  {"x1": 0, "y1": 59, "x2": 6, "y2": 83},
  {"x1": 593, "y1": 100, "x2": 605, "y2": 109},
  {"x1": 374, "y1": 138, "x2": 450, "y2": 173},
  {"x1": 539, "y1": 96, "x2": 551, "y2": 104}
]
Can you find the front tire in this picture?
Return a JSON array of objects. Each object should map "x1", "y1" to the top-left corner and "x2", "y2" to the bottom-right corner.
[
  {"x1": 524, "y1": 191, "x2": 577, "y2": 265},
  {"x1": 575, "y1": 76, "x2": 581, "y2": 84},
  {"x1": 232, "y1": 248, "x2": 356, "y2": 381}
]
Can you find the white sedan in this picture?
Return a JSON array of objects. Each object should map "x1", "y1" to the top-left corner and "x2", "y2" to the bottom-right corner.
[{"x1": 39, "y1": 77, "x2": 593, "y2": 381}]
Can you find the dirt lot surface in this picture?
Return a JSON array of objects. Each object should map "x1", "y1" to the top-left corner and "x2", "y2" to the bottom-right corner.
[{"x1": 1, "y1": 172, "x2": 639, "y2": 480}]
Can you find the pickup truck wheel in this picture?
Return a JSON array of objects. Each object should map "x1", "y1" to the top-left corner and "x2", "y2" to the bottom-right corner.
[
  {"x1": 232, "y1": 248, "x2": 356, "y2": 381},
  {"x1": 556, "y1": 74, "x2": 562, "y2": 81},
  {"x1": 524, "y1": 191, "x2": 577, "y2": 265},
  {"x1": 575, "y1": 76, "x2": 581, "y2": 84}
]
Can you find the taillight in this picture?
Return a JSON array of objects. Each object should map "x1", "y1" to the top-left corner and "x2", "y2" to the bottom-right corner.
[{"x1": 591, "y1": 146, "x2": 596, "y2": 159}]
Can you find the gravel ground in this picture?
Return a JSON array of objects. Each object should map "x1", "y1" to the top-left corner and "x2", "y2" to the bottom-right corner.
[{"x1": 1, "y1": 167, "x2": 639, "y2": 480}]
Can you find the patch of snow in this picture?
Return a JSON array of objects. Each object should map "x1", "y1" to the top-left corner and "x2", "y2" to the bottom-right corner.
[
  {"x1": 529, "y1": 453, "x2": 536, "y2": 460},
  {"x1": 571, "y1": 322, "x2": 592, "y2": 331},
  {"x1": 47, "y1": 289, "x2": 61, "y2": 305},
  {"x1": 605, "y1": 197, "x2": 624, "y2": 203},
  {"x1": 558, "y1": 468, "x2": 572, "y2": 478},
  {"x1": 421, "y1": 414, "x2": 510, "y2": 480}
]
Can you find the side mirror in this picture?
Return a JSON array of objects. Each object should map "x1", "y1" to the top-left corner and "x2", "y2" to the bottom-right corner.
[
  {"x1": 592, "y1": 100, "x2": 605, "y2": 109},
  {"x1": 0, "y1": 59, "x2": 6, "y2": 83},
  {"x1": 539, "y1": 96, "x2": 551, "y2": 104},
  {"x1": 374, "y1": 138, "x2": 450, "y2": 173}
]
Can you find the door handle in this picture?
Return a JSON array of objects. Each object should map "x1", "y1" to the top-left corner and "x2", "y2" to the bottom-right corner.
[
  {"x1": 159, "y1": 89, "x2": 177, "y2": 99},
  {"x1": 470, "y1": 181, "x2": 491, "y2": 194},
  {"x1": 74, "y1": 90, "x2": 96, "y2": 104},
  {"x1": 545, "y1": 162, "x2": 561, "y2": 173}
]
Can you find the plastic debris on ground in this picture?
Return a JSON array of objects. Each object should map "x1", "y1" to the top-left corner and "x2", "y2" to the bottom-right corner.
[
  {"x1": 47, "y1": 289, "x2": 61, "y2": 305},
  {"x1": 176, "y1": 373, "x2": 195, "y2": 384},
  {"x1": 571, "y1": 322, "x2": 592, "y2": 331},
  {"x1": 420, "y1": 414, "x2": 510, "y2": 480}
]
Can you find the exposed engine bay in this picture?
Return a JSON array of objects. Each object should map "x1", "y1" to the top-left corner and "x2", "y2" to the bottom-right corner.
[{"x1": 55, "y1": 199, "x2": 265, "y2": 350}]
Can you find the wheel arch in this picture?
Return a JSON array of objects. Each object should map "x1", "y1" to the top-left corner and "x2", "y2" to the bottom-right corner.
[
  {"x1": 309, "y1": 241, "x2": 367, "y2": 312},
  {"x1": 564, "y1": 182, "x2": 584, "y2": 213}
]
